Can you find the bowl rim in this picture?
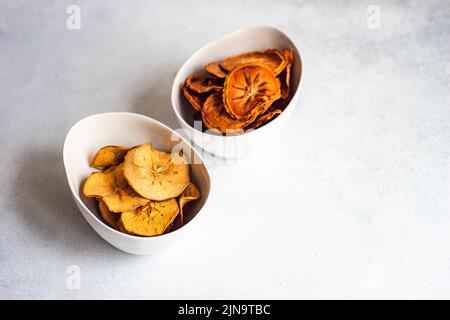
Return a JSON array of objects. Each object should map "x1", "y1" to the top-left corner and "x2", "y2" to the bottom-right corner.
[
  {"x1": 63, "y1": 111, "x2": 211, "y2": 241},
  {"x1": 170, "y1": 25, "x2": 303, "y2": 139}
]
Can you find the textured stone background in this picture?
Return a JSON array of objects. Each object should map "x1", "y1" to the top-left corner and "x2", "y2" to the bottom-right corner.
[{"x1": 0, "y1": 0, "x2": 449, "y2": 299}]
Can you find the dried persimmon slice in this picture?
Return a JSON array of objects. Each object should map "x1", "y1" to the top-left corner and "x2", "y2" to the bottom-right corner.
[
  {"x1": 223, "y1": 64, "x2": 281, "y2": 121},
  {"x1": 180, "y1": 83, "x2": 203, "y2": 112},
  {"x1": 83, "y1": 164, "x2": 150, "y2": 212},
  {"x1": 185, "y1": 75, "x2": 222, "y2": 94},
  {"x1": 123, "y1": 144, "x2": 190, "y2": 201},
  {"x1": 201, "y1": 92, "x2": 254, "y2": 133},
  {"x1": 205, "y1": 62, "x2": 228, "y2": 78},
  {"x1": 90, "y1": 145, "x2": 129, "y2": 169},
  {"x1": 220, "y1": 49, "x2": 286, "y2": 75},
  {"x1": 280, "y1": 49, "x2": 294, "y2": 99},
  {"x1": 246, "y1": 109, "x2": 282, "y2": 130},
  {"x1": 120, "y1": 199, "x2": 179, "y2": 236}
]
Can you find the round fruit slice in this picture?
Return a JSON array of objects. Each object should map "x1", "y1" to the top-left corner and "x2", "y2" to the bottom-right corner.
[
  {"x1": 220, "y1": 49, "x2": 286, "y2": 75},
  {"x1": 98, "y1": 199, "x2": 120, "y2": 229},
  {"x1": 83, "y1": 164, "x2": 150, "y2": 212},
  {"x1": 201, "y1": 92, "x2": 255, "y2": 133},
  {"x1": 123, "y1": 144, "x2": 190, "y2": 201},
  {"x1": 120, "y1": 199, "x2": 179, "y2": 236},
  {"x1": 185, "y1": 75, "x2": 222, "y2": 94},
  {"x1": 90, "y1": 145, "x2": 129, "y2": 169},
  {"x1": 223, "y1": 64, "x2": 281, "y2": 121},
  {"x1": 178, "y1": 182, "x2": 201, "y2": 225}
]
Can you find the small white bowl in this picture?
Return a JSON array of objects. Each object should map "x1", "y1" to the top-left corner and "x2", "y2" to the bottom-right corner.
[
  {"x1": 63, "y1": 112, "x2": 211, "y2": 255},
  {"x1": 171, "y1": 26, "x2": 303, "y2": 159}
]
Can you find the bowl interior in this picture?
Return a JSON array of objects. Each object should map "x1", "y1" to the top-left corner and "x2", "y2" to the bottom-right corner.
[
  {"x1": 171, "y1": 26, "x2": 303, "y2": 133},
  {"x1": 63, "y1": 112, "x2": 210, "y2": 234}
]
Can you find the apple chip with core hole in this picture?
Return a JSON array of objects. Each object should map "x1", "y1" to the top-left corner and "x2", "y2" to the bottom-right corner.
[
  {"x1": 120, "y1": 199, "x2": 179, "y2": 236},
  {"x1": 185, "y1": 75, "x2": 222, "y2": 94},
  {"x1": 90, "y1": 145, "x2": 129, "y2": 169},
  {"x1": 220, "y1": 49, "x2": 286, "y2": 75},
  {"x1": 223, "y1": 64, "x2": 280, "y2": 120},
  {"x1": 83, "y1": 164, "x2": 150, "y2": 212},
  {"x1": 178, "y1": 182, "x2": 201, "y2": 225},
  {"x1": 98, "y1": 199, "x2": 120, "y2": 229},
  {"x1": 201, "y1": 92, "x2": 254, "y2": 133},
  {"x1": 123, "y1": 144, "x2": 190, "y2": 201}
]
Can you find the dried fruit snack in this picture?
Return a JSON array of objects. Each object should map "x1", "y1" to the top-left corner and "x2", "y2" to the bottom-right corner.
[
  {"x1": 120, "y1": 199, "x2": 180, "y2": 236},
  {"x1": 201, "y1": 92, "x2": 254, "y2": 133},
  {"x1": 181, "y1": 47, "x2": 294, "y2": 133},
  {"x1": 220, "y1": 49, "x2": 286, "y2": 75},
  {"x1": 223, "y1": 64, "x2": 280, "y2": 121},
  {"x1": 90, "y1": 145, "x2": 129, "y2": 169},
  {"x1": 123, "y1": 144, "x2": 190, "y2": 201},
  {"x1": 82, "y1": 143, "x2": 201, "y2": 237},
  {"x1": 83, "y1": 164, "x2": 150, "y2": 212},
  {"x1": 178, "y1": 182, "x2": 201, "y2": 225}
]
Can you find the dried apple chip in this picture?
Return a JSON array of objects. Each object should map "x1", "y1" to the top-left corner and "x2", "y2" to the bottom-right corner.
[
  {"x1": 120, "y1": 199, "x2": 179, "y2": 236},
  {"x1": 180, "y1": 83, "x2": 203, "y2": 112},
  {"x1": 90, "y1": 145, "x2": 129, "y2": 169},
  {"x1": 223, "y1": 64, "x2": 281, "y2": 121},
  {"x1": 98, "y1": 200, "x2": 120, "y2": 229},
  {"x1": 178, "y1": 182, "x2": 201, "y2": 225},
  {"x1": 246, "y1": 109, "x2": 282, "y2": 130},
  {"x1": 205, "y1": 62, "x2": 228, "y2": 78},
  {"x1": 201, "y1": 92, "x2": 254, "y2": 133},
  {"x1": 220, "y1": 49, "x2": 286, "y2": 75},
  {"x1": 123, "y1": 144, "x2": 190, "y2": 201},
  {"x1": 83, "y1": 164, "x2": 150, "y2": 212},
  {"x1": 185, "y1": 75, "x2": 222, "y2": 94}
]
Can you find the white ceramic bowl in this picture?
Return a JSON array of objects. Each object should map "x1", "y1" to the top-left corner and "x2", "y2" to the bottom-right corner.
[
  {"x1": 171, "y1": 26, "x2": 303, "y2": 159},
  {"x1": 63, "y1": 112, "x2": 211, "y2": 255}
]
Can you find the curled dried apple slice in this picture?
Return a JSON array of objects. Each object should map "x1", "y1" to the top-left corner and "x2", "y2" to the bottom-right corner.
[
  {"x1": 185, "y1": 75, "x2": 222, "y2": 94},
  {"x1": 178, "y1": 182, "x2": 201, "y2": 225},
  {"x1": 123, "y1": 144, "x2": 190, "y2": 201},
  {"x1": 205, "y1": 62, "x2": 228, "y2": 78},
  {"x1": 201, "y1": 92, "x2": 255, "y2": 133},
  {"x1": 220, "y1": 49, "x2": 286, "y2": 75},
  {"x1": 120, "y1": 199, "x2": 179, "y2": 236},
  {"x1": 98, "y1": 200, "x2": 121, "y2": 229},
  {"x1": 83, "y1": 164, "x2": 150, "y2": 212},
  {"x1": 180, "y1": 83, "x2": 203, "y2": 112},
  {"x1": 90, "y1": 145, "x2": 129, "y2": 169},
  {"x1": 223, "y1": 64, "x2": 281, "y2": 121},
  {"x1": 246, "y1": 109, "x2": 282, "y2": 130}
]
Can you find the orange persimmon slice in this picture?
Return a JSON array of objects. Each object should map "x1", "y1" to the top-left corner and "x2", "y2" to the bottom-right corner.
[
  {"x1": 223, "y1": 64, "x2": 281, "y2": 121},
  {"x1": 280, "y1": 48, "x2": 294, "y2": 99},
  {"x1": 220, "y1": 49, "x2": 286, "y2": 76},
  {"x1": 246, "y1": 109, "x2": 282, "y2": 130},
  {"x1": 185, "y1": 75, "x2": 222, "y2": 94},
  {"x1": 180, "y1": 83, "x2": 203, "y2": 112},
  {"x1": 205, "y1": 62, "x2": 228, "y2": 78},
  {"x1": 201, "y1": 92, "x2": 254, "y2": 133}
]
